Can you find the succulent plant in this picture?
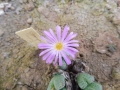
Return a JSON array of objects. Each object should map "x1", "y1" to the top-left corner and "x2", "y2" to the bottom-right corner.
[
  {"x1": 47, "y1": 74, "x2": 65, "y2": 90},
  {"x1": 83, "y1": 82, "x2": 102, "y2": 90},
  {"x1": 76, "y1": 72, "x2": 95, "y2": 89},
  {"x1": 76, "y1": 72, "x2": 102, "y2": 90}
]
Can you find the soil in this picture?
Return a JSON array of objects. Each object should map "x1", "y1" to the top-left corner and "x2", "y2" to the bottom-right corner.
[{"x1": 0, "y1": 0, "x2": 120, "y2": 90}]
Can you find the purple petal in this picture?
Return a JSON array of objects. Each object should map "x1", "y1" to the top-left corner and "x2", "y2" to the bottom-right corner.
[
  {"x1": 58, "y1": 53, "x2": 62, "y2": 66},
  {"x1": 64, "y1": 33, "x2": 77, "y2": 42},
  {"x1": 44, "y1": 31, "x2": 56, "y2": 42},
  {"x1": 63, "y1": 49, "x2": 75, "y2": 58},
  {"x1": 63, "y1": 32, "x2": 73, "y2": 41},
  {"x1": 61, "y1": 52, "x2": 71, "y2": 65},
  {"x1": 38, "y1": 43, "x2": 52, "y2": 49},
  {"x1": 48, "y1": 54, "x2": 55, "y2": 64},
  {"x1": 49, "y1": 29, "x2": 57, "y2": 41},
  {"x1": 66, "y1": 47, "x2": 79, "y2": 53},
  {"x1": 46, "y1": 53, "x2": 55, "y2": 64},
  {"x1": 72, "y1": 51, "x2": 77, "y2": 57},
  {"x1": 39, "y1": 48, "x2": 52, "y2": 56},
  {"x1": 42, "y1": 51, "x2": 52, "y2": 60},
  {"x1": 62, "y1": 25, "x2": 70, "y2": 41},
  {"x1": 66, "y1": 44, "x2": 79, "y2": 47},
  {"x1": 53, "y1": 51, "x2": 58, "y2": 65},
  {"x1": 56, "y1": 25, "x2": 61, "y2": 41}
]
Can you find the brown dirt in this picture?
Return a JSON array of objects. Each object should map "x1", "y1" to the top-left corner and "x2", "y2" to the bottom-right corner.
[{"x1": 0, "y1": 0, "x2": 120, "y2": 90}]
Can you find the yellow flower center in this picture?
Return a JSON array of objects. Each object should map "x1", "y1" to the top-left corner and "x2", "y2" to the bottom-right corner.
[{"x1": 55, "y1": 42, "x2": 63, "y2": 50}]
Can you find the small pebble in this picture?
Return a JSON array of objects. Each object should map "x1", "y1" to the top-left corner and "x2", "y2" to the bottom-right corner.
[
  {"x1": 113, "y1": 13, "x2": 120, "y2": 24},
  {"x1": 37, "y1": 6, "x2": 44, "y2": 13},
  {"x1": 18, "y1": 82, "x2": 22, "y2": 85},
  {"x1": 97, "y1": 49, "x2": 106, "y2": 54},
  {"x1": 38, "y1": 6, "x2": 49, "y2": 17},
  {"x1": 27, "y1": 18, "x2": 33, "y2": 24},
  {"x1": 0, "y1": 3, "x2": 12, "y2": 15},
  {"x1": 61, "y1": 0, "x2": 65, "y2": 4},
  {"x1": 112, "y1": 67, "x2": 120, "y2": 80},
  {"x1": 81, "y1": 62, "x2": 89, "y2": 72},
  {"x1": 106, "y1": 44, "x2": 116, "y2": 53},
  {"x1": 10, "y1": 6, "x2": 15, "y2": 10},
  {"x1": 4, "y1": 3, "x2": 12, "y2": 12},
  {"x1": 0, "y1": 3, "x2": 8, "y2": 9},
  {"x1": 43, "y1": 1, "x2": 49, "y2": 7},
  {"x1": 0, "y1": 9, "x2": 4, "y2": 15},
  {"x1": 105, "y1": 4, "x2": 112, "y2": 10},
  {"x1": 15, "y1": 7, "x2": 22, "y2": 15},
  {"x1": 26, "y1": 2, "x2": 34, "y2": 11},
  {"x1": 19, "y1": 0, "x2": 23, "y2": 4}
]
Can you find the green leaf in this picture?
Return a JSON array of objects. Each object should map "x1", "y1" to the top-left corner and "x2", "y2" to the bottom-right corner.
[
  {"x1": 47, "y1": 78, "x2": 54, "y2": 90},
  {"x1": 59, "y1": 59, "x2": 68, "y2": 70},
  {"x1": 76, "y1": 72, "x2": 94, "y2": 89},
  {"x1": 53, "y1": 74, "x2": 65, "y2": 90},
  {"x1": 47, "y1": 74, "x2": 65, "y2": 90},
  {"x1": 84, "y1": 82, "x2": 102, "y2": 90}
]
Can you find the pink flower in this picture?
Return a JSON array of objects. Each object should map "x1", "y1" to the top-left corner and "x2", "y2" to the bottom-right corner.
[{"x1": 38, "y1": 25, "x2": 79, "y2": 66}]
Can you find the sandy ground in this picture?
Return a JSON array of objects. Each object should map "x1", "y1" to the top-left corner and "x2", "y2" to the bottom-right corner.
[{"x1": 0, "y1": 0, "x2": 120, "y2": 90}]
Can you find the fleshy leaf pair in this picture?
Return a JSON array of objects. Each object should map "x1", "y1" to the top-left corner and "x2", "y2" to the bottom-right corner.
[
  {"x1": 76, "y1": 72, "x2": 102, "y2": 90},
  {"x1": 84, "y1": 82, "x2": 102, "y2": 90},
  {"x1": 47, "y1": 74, "x2": 66, "y2": 90}
]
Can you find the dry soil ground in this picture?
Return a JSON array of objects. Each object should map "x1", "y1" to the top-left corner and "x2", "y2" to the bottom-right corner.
[{"x1": 0, "y1": 0, "x2": 120, "y2": 90}]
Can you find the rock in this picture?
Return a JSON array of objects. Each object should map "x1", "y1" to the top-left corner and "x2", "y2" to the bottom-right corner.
[
  {"x1": 0, "y1": 3, "x2": 11, "y2": 15},
  {"x1": 17, "y1": 82, "x2": 22, "y2": 85},
  {"x1": 61, "y1": 0, "x2": 66, "y2": 4},
  {"x1": 0, "y1": 29, "x2": 4, "y2": 36},
  {"x1": 0, "y1": 3, "x2": 8, "y2": 9},
  {"x1": 53, "y1": 6, "x2": 60, "y2": 13},
  {"x1": 112, "y1": 67, "x2": 120, "y2": 80},
  {"x1": 105, "y1": 4, "x2": 112, "y2": 10},
  {"x1": 15, "y1": 6, "x2": 22, "y2": 15},
  {"x1": 113, "y1": 12, "x2": 120, "y2": 24},
  {"x1": 106, "y1": 44, "x2": 116, "y2": 53},
  {"x1": 106, "y1": 0, "x2": 117, "y2": 7},
  {"x1": 91, "y1": 3, "x2": 105, "y2": 16},
  {"x1": 26, "y1": 2, "x2": 34, "y2": 11},
  {"x1": 43, "y1": 0, "x2": 50, "y2": 7},
  {"x1": 81, "y1": 62, "x2": 89, "y2": 72},
  {"x1": 10, "y1": 6, "x2": 15, "y2": 10},
  {"x1": 0, "y1": 5, "x2": 4, "y2": 9},
  {"x1": 37, "y1": 6, "x2": 44, "y2": 13},
  {"x1": 0, "y1": 9, "x2": 4, "y2": 15},
  {"x1": 27, "y1": 18, "x2": 33, "y2": 24},
  {"x1": 19, "y1": 0, "x2": 23, "y2": 4},
  {"x1": 96, "y1": 49, "x2": 106, "y2": 54},
  {"x1": 4, "y1": 3, "x2": 12, "y2": 12},
  {"x1": 37, "y1": 6, "x2": 50, "y2": 17}
]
